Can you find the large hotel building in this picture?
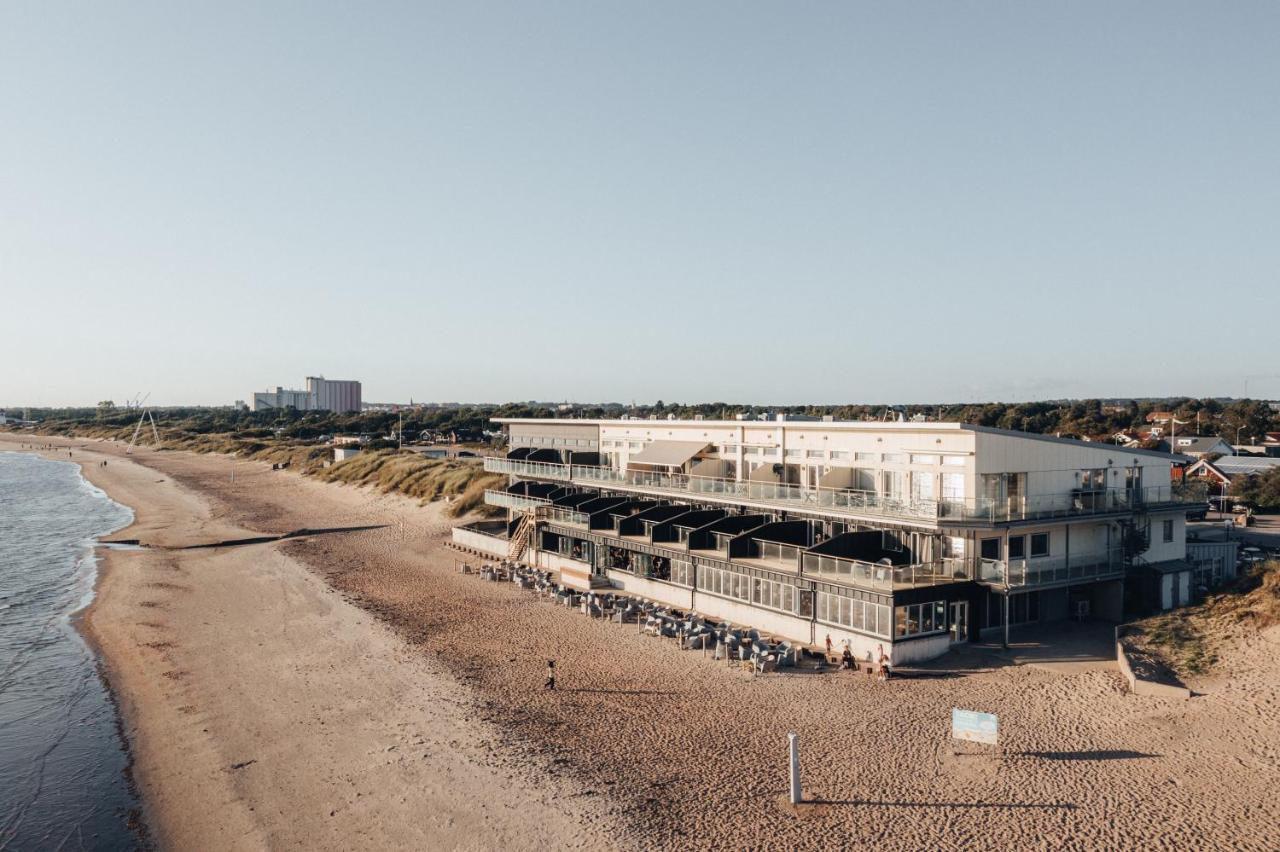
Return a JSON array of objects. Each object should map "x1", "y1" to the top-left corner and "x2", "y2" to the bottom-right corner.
[{"x1": 455, "y1": 416, "x2": 1227, "y2": 663}]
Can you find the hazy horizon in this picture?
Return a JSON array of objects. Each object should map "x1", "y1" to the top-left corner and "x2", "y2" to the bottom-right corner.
[{"x1": 3, "y1": 3, "x2": 1278, "y2": 407}]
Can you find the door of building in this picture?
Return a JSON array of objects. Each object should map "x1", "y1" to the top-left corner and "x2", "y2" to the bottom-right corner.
[{"x1": 950, "y1": 601, "x2": 969, "y2": 644}]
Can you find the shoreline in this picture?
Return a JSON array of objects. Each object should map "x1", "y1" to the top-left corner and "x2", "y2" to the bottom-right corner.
[
  {"x1": 3, "y1": 435, "x2": 617, "y2": 851},
  {"x1": 4, "y1": 433, "x2": 1278, "y2": 850}
]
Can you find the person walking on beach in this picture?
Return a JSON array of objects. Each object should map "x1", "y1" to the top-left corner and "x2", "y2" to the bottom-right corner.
[
  {"x1": 876, "y1": 644, "x2": 891, "y2": 681},
  {"x1": 544, "y1": 660, "x2": 556, "y2": 691}
]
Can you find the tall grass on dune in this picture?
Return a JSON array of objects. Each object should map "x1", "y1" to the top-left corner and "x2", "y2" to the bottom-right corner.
[
  {"x1": 19, "y1": 423, "x2": 503, "y2": 518},
  {"x1": 1136, "y1": 559, "x2": 1280, "y2": 676},
  {"x1": 316, "y1": 451, "x2": 505, "y2": 516}
]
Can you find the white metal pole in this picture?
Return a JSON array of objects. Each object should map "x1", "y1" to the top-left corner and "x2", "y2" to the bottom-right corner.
[{"x1": 788, "y1": 732, "x2": 802, "y2": 805}]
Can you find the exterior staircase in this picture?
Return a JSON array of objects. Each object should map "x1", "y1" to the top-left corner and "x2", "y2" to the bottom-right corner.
[{"x1": 508, "y1": 508, "x2": 537, "y2": 561}]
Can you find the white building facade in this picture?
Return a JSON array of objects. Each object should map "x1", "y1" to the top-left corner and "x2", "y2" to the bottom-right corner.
[{"x1": 460, "y1": 416, "x2": 1212, "y2": 664}]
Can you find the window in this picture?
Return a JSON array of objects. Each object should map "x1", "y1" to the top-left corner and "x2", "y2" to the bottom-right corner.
[
  {"x1": 831, "y1": 451, "x2": 850, "y2": 460},
  {"x1": 942, "y1": 455, "x2": 966, "y2": 466},
  {"x1": 882, "y1": 453, "x2": 904, "y2": 463},
  {"x1": 720, "y1": 444, "x2": 739, "y2": 454},
  {"x1": 855, "y1": 452, "x2": 877, "y2": 462},
  {"x1": 1008, "y1": 535, "x2": 1026, "y2": 560},
  {"x1": 1030, "y1": 533, "x2": 1049, "y2": 558},
  {"x1": 784, "y1": 448, "x2": 802, "y2": 459},
  {"x1": 980, "y1": 538, "x2": 1001, "y2": 560},
  {"x1": 882, "y1": 530, "x2": 905, "y2": 552},
  {"x1": 806, "y1": 450, "x2": 825, "y2": 459},
  {"x1": 628, "y1": 441, "x2": 642, "y2": 450},
  {"x1": 910, "y1": 454, "x2": 938, "y2": 465},
  {"x1": 816, "y1": 591, "x2": 892, "y2": 638},
  {"x1": 1081, "y1": 469, "x2": 1106, "y2": 490},
  {"x1": 941, "y1": 472, "x2": 965, "y2": 501},
  {"x1": 912, "y1": 472, "x2": 936, "y2": 501},
  {"x1": 744, "y1": 447, "x2": 762, "y2": 456},
  {"x1": 1162, "y1": 519, "x2": 1174, "y2": 543},
  {"x1": 894, "y1": 601, "x2": 948, "y2": 637}
]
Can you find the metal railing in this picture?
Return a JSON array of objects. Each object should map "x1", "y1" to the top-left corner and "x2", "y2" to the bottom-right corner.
[
  {"x1": 483, "y1": 457, "x2": 573, "y2": 481},
  {"x1": 542, "y1": 505, "x2": 589, "y2": 526},
  {"x1": 485, "y1": 457, "x2": 1209, "y2": 525},
  {"x1": 483, "y1": 490, "x2": 550, "y2": 511},
  {"x1": 801, "y1": 553, "x2": 970, "y2": 591},
  {"x1": 977, "y1": 547, "x2": 1126, "y2": 587}
]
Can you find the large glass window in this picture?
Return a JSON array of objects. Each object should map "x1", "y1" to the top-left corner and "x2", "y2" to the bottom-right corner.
[
  {"x1": 912, "y1": 472, "x2": 936, "y2": 501},
  {"x1": 816, "y1": 591, "x2": 891, "y2": 637},
  {"x1": 941, "y1": 472, "x2": 965, "y2": 501},
  {"x1": 1030, "y1": 533, "x2": 1050, "y2": 558},
  {"x1": 894, "y1": 601, "x2": 948, "y2": 637},
  {"x1": 1008, "y1": 535, "x2": 1026, "y2": 560}
]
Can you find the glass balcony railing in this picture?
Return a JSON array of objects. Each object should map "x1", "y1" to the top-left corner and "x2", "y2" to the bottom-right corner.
[
  {"x1": 485, "y1": 457, "x2": 1208, "y2": 525},
  {"x1": 801, "y1": 553, "x2": 970, "y2": 591},
  {"x1": 977, "y1": 547, "x2": 1126, "y2": 587},
  {"x1": 483, "y1": 457, "x2": 573, "y2": 481},
  {"x1": 483, "y1": 490, "x2": 550, "y2": 511},
  {"x1": 543, "y1": 506, "x2": 589, "y2": 526},
  {"x1": 482, "y1": 490, "x2": 589, "y2": 525}
]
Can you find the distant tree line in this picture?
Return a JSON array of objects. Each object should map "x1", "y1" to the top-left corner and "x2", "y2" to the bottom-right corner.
[{"x1": 9, "y1": 397, "x2": 1279, "y2": 447}]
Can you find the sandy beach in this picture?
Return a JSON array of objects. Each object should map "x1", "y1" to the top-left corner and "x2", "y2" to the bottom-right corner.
[{"x1": 5, "y1": 433, "x2": 1278, "y2": 851}]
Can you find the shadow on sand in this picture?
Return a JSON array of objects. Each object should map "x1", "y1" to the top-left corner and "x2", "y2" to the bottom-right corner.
[
  {"x1": 1012, "y1": 749, "x2": 1159, "y2": 762},
  {"x1": 806, "y1": 799, "x2": 1076, "y2": 811},
  {"x1": 561, "y1": 688, "x2": 678, "y2": 697}
]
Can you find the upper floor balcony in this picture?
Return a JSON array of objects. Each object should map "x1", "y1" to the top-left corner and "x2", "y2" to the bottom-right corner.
[
  {"x1": 976, "y1": 546, "x2": 1126, "y2": 588},
  {"x1": 484, "y1": 457, "x2": 1207, "y2": 527}
]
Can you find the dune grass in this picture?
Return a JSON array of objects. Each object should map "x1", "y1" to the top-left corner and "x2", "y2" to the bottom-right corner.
[
  {"x1": 1135, "y1": 559, "x2": 1280, "y2": 677},
  {"x1": 316, "y1": 450, "x2": 505, "y2": 515},
  {"x1": 25, "y1": 423, "x2": 502, "y2": 517}
]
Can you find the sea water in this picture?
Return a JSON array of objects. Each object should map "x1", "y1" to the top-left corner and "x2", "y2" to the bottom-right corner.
[{"x1": 0, "y1": 452, "x2": 143, "y2": 850}]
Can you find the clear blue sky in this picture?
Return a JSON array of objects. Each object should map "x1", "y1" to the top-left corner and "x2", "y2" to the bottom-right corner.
[{"x1": 2, "y1": 2, "x2": 1278, "y2": 407}]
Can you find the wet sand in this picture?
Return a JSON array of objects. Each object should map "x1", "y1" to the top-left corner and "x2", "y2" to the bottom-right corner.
[{"x1": 4, "y1": 433, "x2": 1278, "y2": 850}]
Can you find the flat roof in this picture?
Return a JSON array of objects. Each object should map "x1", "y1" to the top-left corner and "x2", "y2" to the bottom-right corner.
[{"x1": 492, "y1": 417, "x2": 1191, "y2": 461}]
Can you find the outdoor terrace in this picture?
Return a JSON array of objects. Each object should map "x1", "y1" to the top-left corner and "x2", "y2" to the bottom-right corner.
[
  {"x1": 976, "y1": 547, "x2": 1126, "y2": 588},
  {"x1": 484, "y1": 456, "x2": 1208, "y2": 526}
]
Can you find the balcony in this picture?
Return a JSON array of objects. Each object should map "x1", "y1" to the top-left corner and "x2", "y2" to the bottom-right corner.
[
  {"x1": 483, "y1": 457, "x2": 572, "y2": 481},
  {"x1": 483, "y1": 490, "x2": 550, "y2": 511},
  {"x1": 800, "y1": 552, "x2": 969, "y2": 592},
  {"x1": 482, "y1": 490, "x2": 589, "y2": 525},
  {"x1": 977, "y1": 547, "x2": 1125, "y2": 588},
  {"x1": 485, "y1": 457, "x2": 1209, "y2": 526}
]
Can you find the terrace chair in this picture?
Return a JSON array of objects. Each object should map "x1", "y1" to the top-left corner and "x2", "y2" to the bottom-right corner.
[
  {"x1": 755, "y1": 655, "x2": 778, "y2": 675},
  {"x1": 776, "y1": 642, "x2": 796, "y2": 667}
]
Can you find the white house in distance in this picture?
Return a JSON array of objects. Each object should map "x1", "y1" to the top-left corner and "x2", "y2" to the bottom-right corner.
[
  {"x1": 454, "y1": 416, "x2": 1217, "y2": 664},
  {"x1": 1162, "y1": 436, "x2": 1233, "y2": 458}
]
